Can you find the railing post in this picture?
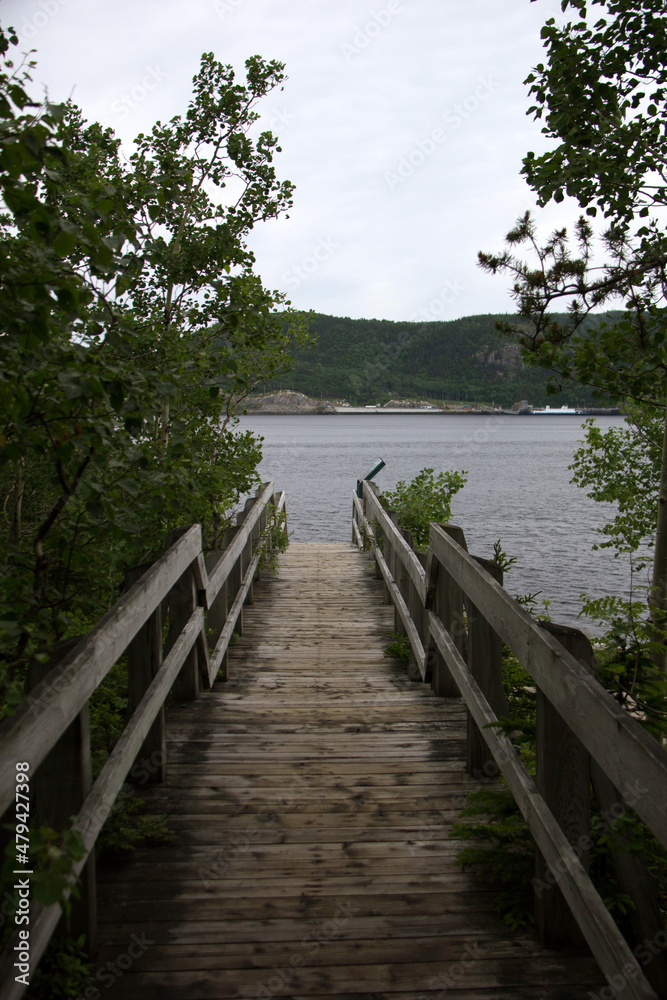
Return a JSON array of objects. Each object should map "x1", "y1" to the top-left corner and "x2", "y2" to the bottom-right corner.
[
  {"x1": 387, "y1": 511, "x2": 403, "y2": 635},
  {"x1": 426, "y1": 524, "x2": 468, "y2": 697},
  {"x1": 534, "y1": 622, "x2": 592, "y2": 948},
  {"x1": 258, "y1": 485, "x2": 270, "y2": 561},
  {"x1": 205, "y1": 525, "x2": 234, "y2": 683},
  {"x1": 365, "y1": 482, "x2": 387, "y2": 589},
  {"x1": 251, "y1": 485, "x2": 267, "y2": 581},
  {"x1": 226, "y1": 523, "x2": 243, "y2": 637},
  {"x1": 125, "y1": 564, "x2": 166, "y2": 784},
  {"x1": 240, "y1": 497, "x2": 256, "y2": 606},
  {"x1": 400, "y1": 528, "x2": 427, "y2": 680},
  {"x1": 591, "y1": 767, "x2": 667, "y2": 996},
  {"x1": 26, "y1": 640, "x2": 97, "y2": 949},
  {"x1": 166, "y1": 531, "x2": 202, "y2": 701},
  {"x1": 465, "y1": 556, "x2": 508, "y2": 778}
]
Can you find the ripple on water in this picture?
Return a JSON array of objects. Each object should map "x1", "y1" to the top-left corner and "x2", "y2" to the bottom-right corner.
[{"x1": 237, "y1": 413, "x2": 636, "y2": 632}]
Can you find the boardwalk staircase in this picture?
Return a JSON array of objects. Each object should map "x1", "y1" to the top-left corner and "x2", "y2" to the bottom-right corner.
[{"x1": 0, "y1": 479, "x2": 666, "y2": 999}]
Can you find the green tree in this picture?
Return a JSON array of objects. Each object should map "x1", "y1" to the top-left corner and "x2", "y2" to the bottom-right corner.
[
  {"x1": 568, "y1": 409, "x2": 667, "y2": 733},
  {"x1": 0, "y1": 26, "x2": 306, "y2": 702},
  {"x1": 478, "y1": 0, "x2": 667, "y2": 662}
]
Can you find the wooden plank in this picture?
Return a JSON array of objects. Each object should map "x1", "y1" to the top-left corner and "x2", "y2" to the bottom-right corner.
[
  {"x1": 91, "y1": 542, "x2": 605, "y2": 1000},
  {"x1": 167, "y1": 559, "x2": 201, "y2": 702},
  {"x1": 241, "y1": 495, "x2": 256, "y2": 606},
  {"x1": 351, "y1": 490, "x2": 365, "y2": 547},
  {"x1": 0, "y1": 607, "x2": 206, "y2": 1000},
  {"x1": 535, "y1": 622, "x2": 592, "y2": 948},
  {"x1": 125, "y1": 565, "x2": 166, "y2": 785},
  {"x1": 83, "y1": 608, "x2": 204, "y2": 848},
  {"x1": 368, "y1": 542, "x2": 426, "y2": 677},
  {"x1": 399, "y1": 528, "x2": 428, "y2": 680},
  {"x1": 87, "y1": 936, "x2": 594, "y2": 972},
  {"x1": 25, "y1": 639, "x2": 96, "y2": 947},
  {"x1": 466, "y1": 556, "x2": 507, "y2": 777},
  {"x1": 192, "y1": 551, "x2": 209, "y2": 609},
  {"x1": 363, "y1": 483, "x2": 427, "y2": 603},
  {"x1": 591, "y1": 762, "x2": 667, "y2": 998},
  {"x1": 353, "y1": 495, "x2": 426, "y2": 677},
  {"x1": 0, "y1": 524, "x2": 203, "y2": 818},
  {"x1": 96, "y1": 890, "x2": 516, "y2": 924},
  {"x1": 424, "y1": 526, "x2": 467, "y2": 696},
  {"x1": 205, "y1": 547, "x2": 229, "y2": 681},
  {"x1": 205, "y1": 482, "x2": 274, "y2": 606},
  {"x1": 208, "y1": 543, "x2": 265, "y2": 684},
  {"x1": 430, "y1": 523, "x2": 667, "y2": 848},
  {"x1": 273, "y1": 490, "x2": 286, "y2": 518},
  {"x1": 82, "y1": 955, "x2": 604, "y2": 1000},
  {"x1": 352, "y1": 520, "x2": 363, "y2": 550},
  {"x1": 428, "y1": 612, "x2": 657, "y2": 1000},
  {"x1": 96, "y1": 910, "x2": 524, "y2": 944}
]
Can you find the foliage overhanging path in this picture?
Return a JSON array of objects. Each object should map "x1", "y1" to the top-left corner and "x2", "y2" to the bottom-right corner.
[{"x1": 0, "y1": 24, "x2": 308, "y2": 710}]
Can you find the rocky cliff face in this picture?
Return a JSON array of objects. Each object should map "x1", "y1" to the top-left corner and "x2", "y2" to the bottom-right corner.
[{"x1": 474, "y1": 341, "x2": 523, "y2": 378}]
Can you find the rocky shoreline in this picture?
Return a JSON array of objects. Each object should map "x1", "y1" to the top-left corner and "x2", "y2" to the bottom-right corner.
[
  {"x1": 243, "y1": 390, "x2": 337, "y2": 414},
  {"x1": 242, "y1": 390, "x2": 497, "y2": 414},
  {"x1": 242, "y1": 390, "x2": 620, "y2": 416}
]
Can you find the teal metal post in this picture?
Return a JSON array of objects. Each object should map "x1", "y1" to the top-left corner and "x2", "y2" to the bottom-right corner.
[{"x1": 356, "y1": 458, "x2": 386, "y2": 498}]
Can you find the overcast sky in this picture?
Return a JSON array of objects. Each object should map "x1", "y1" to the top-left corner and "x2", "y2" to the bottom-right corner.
[{"x1": 2, "y1": 0, "x2": 583, "y2": 322}]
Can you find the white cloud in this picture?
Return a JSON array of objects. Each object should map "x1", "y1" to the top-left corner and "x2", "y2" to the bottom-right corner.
[{"x1": 2, "y1": 0, "x2": 583, "y2": 320}]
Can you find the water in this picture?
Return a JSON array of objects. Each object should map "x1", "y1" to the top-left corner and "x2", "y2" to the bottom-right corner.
[{"x1": 238, "y1": 413, "x2": 635, "y2": 630}]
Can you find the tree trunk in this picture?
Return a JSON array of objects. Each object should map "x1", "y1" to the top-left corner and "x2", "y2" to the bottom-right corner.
[
  {"x1": 8, "y1": 461, "x2": 24, "y2": 545},
  {"x1": 160, "y1": 399, "x2": 170, "y2": 447}
]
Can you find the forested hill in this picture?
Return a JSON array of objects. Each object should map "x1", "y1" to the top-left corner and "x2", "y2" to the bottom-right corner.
[{"x1": 266, "y1": 312, "x2": 621, "y2": 408}]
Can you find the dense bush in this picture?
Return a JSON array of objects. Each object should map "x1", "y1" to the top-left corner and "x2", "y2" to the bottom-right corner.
[{"x1": 382, "y1": 467, "x2": 467, "y2": 548}]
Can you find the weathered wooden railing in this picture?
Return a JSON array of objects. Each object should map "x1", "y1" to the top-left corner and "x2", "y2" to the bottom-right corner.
[
  {"x1": 353, "y1": 479, "x2": 667, "y2": 1000},
  {"x1": 0, "y1": 483, "x2": 286, "y2": 999}
]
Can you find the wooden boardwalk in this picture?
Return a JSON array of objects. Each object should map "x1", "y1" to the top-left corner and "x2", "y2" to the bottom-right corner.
[{"x1": 96, "y1": 542, "x2": 604, "y2": 999}]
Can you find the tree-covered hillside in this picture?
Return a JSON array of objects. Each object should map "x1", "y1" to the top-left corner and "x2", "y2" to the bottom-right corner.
[{"x1": 262, "y1": 312, "x2": 622, "y2": 407}]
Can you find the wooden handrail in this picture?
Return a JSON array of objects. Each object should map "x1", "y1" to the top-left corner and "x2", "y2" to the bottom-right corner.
[
  {"x1": 206, "y1": 482, "x2": 276, "y2": 605},
  {"x1": 363, "y1": 484, "x2": 427, "y2": 603},
  {"x1": 428, "y1": 613, "x2": 656, "y2": 1000},
  {"x1": 352, "y1": 480, "x2": 666, "y2": 1000},
  {"x1": 0, "y1": 483, "x2": 286, "y2": 1000},
  {"x1": 0, "y1": 524, "x2": 204, "y2": 818},
  {"x1": 429, "y1": 524, "x2": 667, "y2": 848},
  {"x1": 353, "y1": 493, "x2": 426, "y2": 675},
  {"x1": 208, "y1": 491, "x2": 286, "y2": 683}
]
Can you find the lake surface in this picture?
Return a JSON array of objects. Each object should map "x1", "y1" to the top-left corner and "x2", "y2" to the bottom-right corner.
[{"x1": 237, "y1": 413, "x2": 636, "y2": 631}]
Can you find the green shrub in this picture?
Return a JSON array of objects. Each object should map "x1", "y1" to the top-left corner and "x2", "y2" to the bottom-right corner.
[
  {"x1": 25, "y1": 934, "x2": 91, "y2": 1000},
  {"x1": 97, "y1": 787, "x2": 176, "y2": 858},
  {"x1": 384, "y1": 632, "x2": 411, "y2": 667},
  {"x1": 382, "y1": 467, "x2": 467, "y2": 549}
]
